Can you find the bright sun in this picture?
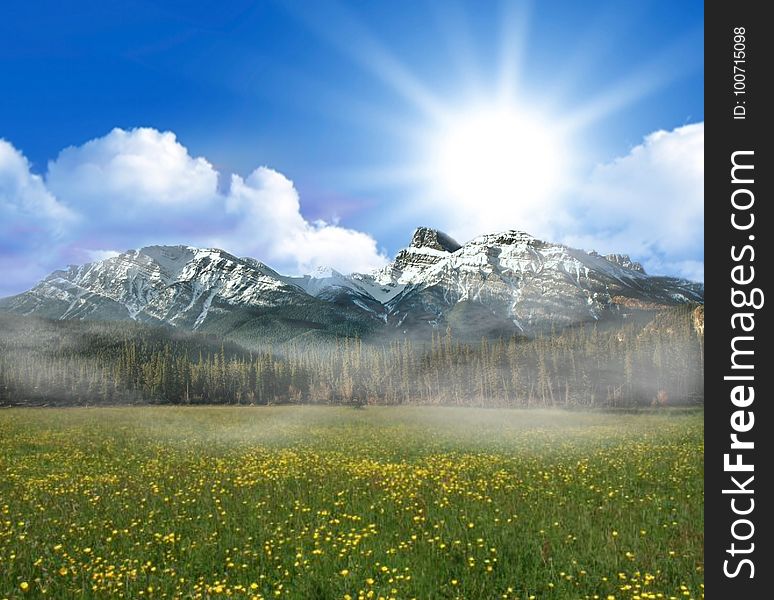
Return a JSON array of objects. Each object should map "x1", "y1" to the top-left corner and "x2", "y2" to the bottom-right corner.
[{"x1": 432, "y1": 106, "x2": 567, "y2": 208}]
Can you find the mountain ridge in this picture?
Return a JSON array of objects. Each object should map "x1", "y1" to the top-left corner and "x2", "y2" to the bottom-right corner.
[{"x1": 0, "y1": 227, "x2": 703, "y2": 341}]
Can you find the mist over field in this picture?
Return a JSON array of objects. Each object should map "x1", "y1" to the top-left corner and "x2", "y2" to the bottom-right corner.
[{"x1": 0, "y1": 304, "x2": 703, "y2": 409}]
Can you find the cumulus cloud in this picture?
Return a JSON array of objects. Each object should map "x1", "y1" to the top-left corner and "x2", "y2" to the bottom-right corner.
[
  {"x1": 44, "y1": 128, "x2": 226, "y2": 257},
  {"x1": 47, "y1": 128, "x2": 219, "y2": 208},
  {"x1": 0, "y1": 140, "x2": 75, "y2": 227},
  {"x1": 561, "y1": 122, "x2": 703, "y2": 281},
  {"x1": 225, "y1": 168, "x2": 388, "y2": 274},
  {"x1": 0, "y1": 140, "x2": 77, "y2": 296},
  {"x1": 0, "y1": 128, "x2": 388, "y2": 296}
]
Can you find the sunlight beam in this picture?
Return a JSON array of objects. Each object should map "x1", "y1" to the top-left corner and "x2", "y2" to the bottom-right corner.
[
  {"x1": 283, "y1": 1, "x2": 449, "y2": 122},
  {"x1": 497, "y1": 0, "x2": 534, "y2": 102},
  {"x1": 560, "y1": 28, "x2": 703, "y2": 132}
]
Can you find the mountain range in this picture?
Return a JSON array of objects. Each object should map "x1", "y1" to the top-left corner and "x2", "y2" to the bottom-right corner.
[{"x1": 0, "y1": 227, "x2": 704, "y2": 343}]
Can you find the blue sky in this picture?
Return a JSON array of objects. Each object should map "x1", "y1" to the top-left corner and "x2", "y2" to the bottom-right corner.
[{"x1": 0, "y1": 0, "x2": 703, "y2": 296}]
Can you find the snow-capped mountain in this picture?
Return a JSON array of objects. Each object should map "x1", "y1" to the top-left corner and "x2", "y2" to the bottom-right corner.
[
  {"x1": 0, "y1": 227, "x2": 703, "y2": 339},
  {"x1": 373, "y1": 228, "x2": 703, "y2": 333},
  {"x1": 0, "y1": 246, "x2": 301, "y2": 325},
  {"x1": 0, "y1": 246, "x2": 378, "y2": 341},
  {"x1": 271, "y1": 226, "x2": 702, "y2": 334}
]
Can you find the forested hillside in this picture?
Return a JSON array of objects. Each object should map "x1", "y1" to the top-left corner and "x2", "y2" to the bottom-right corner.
[{"x1": 0, "y1": 306, "x2": 703, "y2": 407}]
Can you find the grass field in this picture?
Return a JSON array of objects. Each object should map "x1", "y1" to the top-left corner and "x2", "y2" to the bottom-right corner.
[{"x1": 0, "y1": 407, "x2": 703, "y2": 600}]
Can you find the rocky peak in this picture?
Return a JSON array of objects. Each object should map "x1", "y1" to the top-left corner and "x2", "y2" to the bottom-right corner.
[
  {"x1": 409, "y1": 227, "x2": 462, "y2": 253},
  {"x1": 604, "y1": 253, "x2": 646, "y2": 274}
]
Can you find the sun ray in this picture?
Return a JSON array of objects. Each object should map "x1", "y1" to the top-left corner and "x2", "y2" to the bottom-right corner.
[
  {"x1": 427, "y1": 0, "x2": 483, "y2": 94},
  {"x1": 496, "y1": 0, "x2": 534, "y2": 103},
  {"x1": 560, "y1": 28, "x2": 703, "y2": 132},
  {"x1": 282, "y1": 0, "x2": 449, "y2": 122},
  {"x1": 541, "y1": 2, "x2": 651, "y2": 104}
]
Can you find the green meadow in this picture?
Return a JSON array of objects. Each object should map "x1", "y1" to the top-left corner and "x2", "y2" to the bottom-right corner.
[{"x1": 0, "y1": 407, "x2": 703, "y2": 600}]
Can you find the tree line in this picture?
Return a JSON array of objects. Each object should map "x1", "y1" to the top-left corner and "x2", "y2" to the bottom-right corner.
[{"x1": 0, "y1": 306, "x2": 703, "y2": 407}]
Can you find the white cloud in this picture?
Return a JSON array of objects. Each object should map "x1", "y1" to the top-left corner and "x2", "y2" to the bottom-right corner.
[
  {"x1": 0, "y1": 140, "x2": 77, "y2": 296},
  {"x1": 561, "y1": 122, "x2": 703, "y2": 280},
  {"x1": 0, "y1": 140, "x2": 75, "y2": 227},
  {"x1": 225, "y1": 167, "x2": 388, "y2": 273},
  {"x1": 47, "y1": 127, "x2": 219, "y2": 208},
  {"x1": 0, "y1": 128, "x2": 388, "y2": 296}
]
